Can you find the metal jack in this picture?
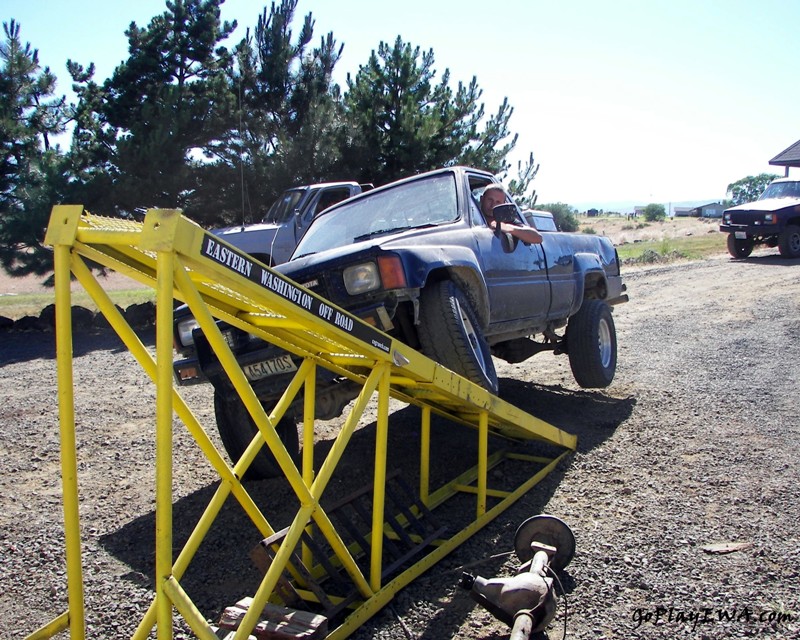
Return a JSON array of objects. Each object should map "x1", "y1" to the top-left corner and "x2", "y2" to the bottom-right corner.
[{"x1": 459, "y1": 515, "x2": 575, "y2": 639}]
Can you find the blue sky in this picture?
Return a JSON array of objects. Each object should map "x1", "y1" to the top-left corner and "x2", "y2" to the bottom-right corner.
[{"x1": 5, "y1": 0, "x2": 800, "y2": 210}]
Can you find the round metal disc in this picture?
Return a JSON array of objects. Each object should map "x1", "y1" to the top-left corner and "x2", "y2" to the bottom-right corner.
[{"x1": 514, "y1": 515, "x2": 576, "y2": 572}]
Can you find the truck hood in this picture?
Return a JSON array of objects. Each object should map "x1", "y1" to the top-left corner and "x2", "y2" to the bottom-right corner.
[
  {"x1": 212, "y1": 222, "x2": 281, "y2": 236},
  {"x1": 279, "y1": 236, "x2": 399, "y2": 276},
  {"x1": 726, "y1": 197, "x2": 800, "y2": 213},
  {"x1": 278, "y1": 227, "x2": 444, "y2": 275}
]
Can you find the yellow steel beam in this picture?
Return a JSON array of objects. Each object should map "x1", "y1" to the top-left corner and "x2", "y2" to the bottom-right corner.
[
  {"x1": 53, "y1": 230, "x2": 86, "y2": 639},
  {"x1": 155, "y1": 249, "x2": 175, "y2": 639},
  {"x1": 370, "y1": 364, "x2": 392, "y2": 591},
  {"x1": 24, "y1": 612, "x2": 70, "y2": 640}
]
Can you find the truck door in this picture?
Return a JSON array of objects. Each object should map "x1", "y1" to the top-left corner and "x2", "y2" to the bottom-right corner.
[
  {"x1": 540, "y1": 234, "x2": 577, "y2": 318},
  {"x1": 472, "y1": 200, "x2": 550, "y2": 325}
]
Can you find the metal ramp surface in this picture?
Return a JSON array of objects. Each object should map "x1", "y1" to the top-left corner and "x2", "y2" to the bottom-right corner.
[{"x1": 29, "y1": 205, "x2": 577, "y2": 640}]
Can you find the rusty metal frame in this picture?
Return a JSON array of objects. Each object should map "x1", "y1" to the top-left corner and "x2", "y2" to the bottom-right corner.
[{"x1": 28, "y1": 205, "x2": 576, "y2": 640}]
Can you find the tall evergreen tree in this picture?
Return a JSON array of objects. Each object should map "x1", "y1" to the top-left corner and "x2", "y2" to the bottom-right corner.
[
  {"x1": 0, "y1": 20, "x2": 69, "y2": 276},
  {"x1": 506, "y1": 152, "x2": 539, "y2": 209},
  {"x1": 63, "y1": 61, "x2": 117, "y2": 212},
  {"x1": 199, "y1": 0, "x2": 344, "y2": 226},
  {"x1": 97, "y1": 0, "x2": 237, "y2": 215},
  {"x1": 341, "y1": 36, "x2": 518, "y2": 185}
]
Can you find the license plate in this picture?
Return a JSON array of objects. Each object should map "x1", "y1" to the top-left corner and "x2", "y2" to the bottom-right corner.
[
  {"x1": 735, "y1": 231, "x2": 748, "y2": 239},
  {"x1": 243, "y1": 354, "x2": 297, "y2": 381}
]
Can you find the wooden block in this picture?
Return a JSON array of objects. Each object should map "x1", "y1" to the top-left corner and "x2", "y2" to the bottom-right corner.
[
  {"x1": 212, "y1": 625, "x2": 256, "y2": 639},
  {"x1": 218, "y1": 598, "x2": 328, "y2": 640}
]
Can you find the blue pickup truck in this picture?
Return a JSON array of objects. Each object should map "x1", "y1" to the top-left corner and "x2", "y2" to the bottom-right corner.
[{"x1": 174, "y1": 166, "x2": 628, "y2": 477}]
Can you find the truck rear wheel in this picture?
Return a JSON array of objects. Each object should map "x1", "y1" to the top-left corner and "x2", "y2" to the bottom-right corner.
[
  {"x1": 727, "y1": 234, "x2": 753, "y2": 258},
  {"x1": 418, "y1": 279, "x2": 499, "y2": 394},
  {"x1": 778, "y1": 225, "x2": 800, "y2": 258},
  {"x1": 566, "y1": 300, "x2": 617, "y2": 388},
  {"x1": 213, "y1": 390, "x2": 299, "y2": 479}
]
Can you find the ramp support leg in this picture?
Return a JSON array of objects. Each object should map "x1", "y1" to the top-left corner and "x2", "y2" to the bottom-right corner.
[
  {"x1": 478, "y1": 411, "x2": 489, "y2": 516},
  {"x1": 155, "y1": 250, "x2": 176, "y2": 638},
  {"x1": 420, "y1": 406, "x2": 431, "y2": 506},
  {"x1": 54, "y1": 242, "x2": 86, "y2": 639}
]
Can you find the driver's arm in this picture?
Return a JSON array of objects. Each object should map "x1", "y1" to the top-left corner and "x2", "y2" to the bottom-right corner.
[{"x1": 489, "y1": 219, "x2": 543, "y2": 244}]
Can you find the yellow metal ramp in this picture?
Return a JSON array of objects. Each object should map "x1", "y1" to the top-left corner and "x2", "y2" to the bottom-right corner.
[{"x1": 31, "y1": 205, "x2": 576, "y2": 640}]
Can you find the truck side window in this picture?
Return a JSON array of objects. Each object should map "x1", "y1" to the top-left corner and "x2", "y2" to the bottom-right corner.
[
  {"x1": 469, "y1": 180, "x2": 495, "y2": 227},
  {"x1": 315, "y1": 188, "x2": 351, "y2": 216}
]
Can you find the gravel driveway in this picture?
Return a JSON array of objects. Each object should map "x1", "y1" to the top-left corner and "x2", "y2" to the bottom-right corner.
[{"x1": 1, "y1": 250, "x2": 798, "y2": 639}]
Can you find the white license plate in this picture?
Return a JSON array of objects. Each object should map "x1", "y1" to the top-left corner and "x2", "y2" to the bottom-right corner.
[
  {"x1": 734, "y1": 231, "x2": 748, "y2": 239},
  {"x1": 243, "y1": 354, "x2": 298, "y2": 381}
]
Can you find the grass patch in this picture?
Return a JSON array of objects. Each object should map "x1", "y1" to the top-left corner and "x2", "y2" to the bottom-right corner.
[
  {"x1": 0, "y1": 288, "x2": 155, "y2": 321},
  {"x1": 617, "y1": 233, "x2": 726, "y2": 263}
]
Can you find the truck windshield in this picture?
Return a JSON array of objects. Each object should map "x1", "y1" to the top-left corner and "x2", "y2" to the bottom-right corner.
[
  {"x1": 261, "y1": 189, "x2": 306, "y2": 224},
  {"x1": 293, "y1": 173, "x2": 459, "y2": 257},
  {"x1": 759, "y1": 181, "x2": 800, "y2": 200}
]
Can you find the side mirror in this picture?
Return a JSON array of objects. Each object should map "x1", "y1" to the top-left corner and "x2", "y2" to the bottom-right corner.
[{"x1": 492, "y1": 203, "x2": 519, "y2": 224}]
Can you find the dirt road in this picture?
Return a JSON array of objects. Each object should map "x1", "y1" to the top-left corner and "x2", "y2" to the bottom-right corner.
[{"x1": 1, "y1": 248, "x2": 798, "y2": 639}]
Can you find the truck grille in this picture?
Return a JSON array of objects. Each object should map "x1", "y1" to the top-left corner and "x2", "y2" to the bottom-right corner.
[
  {"x1": 728, "y1": 211, "x2": 760, "y2": 225},
  {"x1": 299, "y1": 276, "x2": 329, "y2": 299}
]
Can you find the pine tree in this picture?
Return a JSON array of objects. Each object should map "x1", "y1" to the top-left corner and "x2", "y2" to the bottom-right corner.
[
  {"x1": 99, "y1": 0, "x2": 237, "y2": 215},
  {"x1": 0, "y1": 20, "x2": 69, "y2": 277},
  {"x1": 341, "y1": 36, "x2": 519, "y2": 185},
  {"x1": 200, "y1": 0, "x2": 345, "y2": 226}
]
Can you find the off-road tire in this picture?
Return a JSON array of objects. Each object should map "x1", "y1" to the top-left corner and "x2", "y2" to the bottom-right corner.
[
  {"x1": 727, "y1": 234, "x2": 753, "y2": 259},
  {"x1": 778, "y1": 225, "x2": 800, "y2": 258},
  {"x1": 213, "y1": 390, "x2": 299, "y2": 479},
  {"x1": 566, "y1": 300, "x2": 617, "y2": 388},
  {"x1": 418, "y1": 279, "x2": 499, "y2": 394}
]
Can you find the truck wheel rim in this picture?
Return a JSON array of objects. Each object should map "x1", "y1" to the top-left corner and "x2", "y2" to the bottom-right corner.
[
  {"x1": 455, "y1": 298, "x2": 491, "y2": 380},
  {"x1": 598, "y1": 317, "x2": 612, "y2": 369},
  {"x1": 791, "y1": 233, "x2": 800, "y2": 253}
]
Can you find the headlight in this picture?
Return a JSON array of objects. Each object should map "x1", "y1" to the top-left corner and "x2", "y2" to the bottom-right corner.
[
  {"x1": 764, "y1": 213, "x2": 777, "y2": 224},
  {"x1": 343, "y1": 262, "x2": 381, "y2": 295},
  {"x1": 723, "y1": 213, "x2": 731, "y2": 223},
  {"x1": 177, "y1": 317, "x2": 200, "y2": 347}
]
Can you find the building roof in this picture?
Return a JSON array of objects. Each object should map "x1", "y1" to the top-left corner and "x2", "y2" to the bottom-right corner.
[
  {"x1": 769, "y1": 139, "x2": 800, "y2": 167},
  {"x1": 691, "y1": 203, "x2": 722, "y2": 212}
]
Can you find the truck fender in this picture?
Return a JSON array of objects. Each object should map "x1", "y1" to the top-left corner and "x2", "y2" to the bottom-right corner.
[
  {"x1": 401, "y1": 247, "x2": 491, "y2": 327},
  {"x1": 568, "y1": 253, "x2": 607, "y2": 316}
]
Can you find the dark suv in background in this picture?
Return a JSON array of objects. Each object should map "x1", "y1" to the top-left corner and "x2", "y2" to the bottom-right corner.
[{"x1": 720, "y1": 177, "x2": 800, "y2": 258}]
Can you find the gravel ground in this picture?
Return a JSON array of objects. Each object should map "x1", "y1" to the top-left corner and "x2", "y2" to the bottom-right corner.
[{"x1": 1, "y1": 248, "x2": 799, "y2": 639}]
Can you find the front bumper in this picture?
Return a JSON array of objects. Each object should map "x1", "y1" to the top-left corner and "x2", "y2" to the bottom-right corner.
[{"x1": 719, "y1": 223, "x2": 781, "y2": 238}]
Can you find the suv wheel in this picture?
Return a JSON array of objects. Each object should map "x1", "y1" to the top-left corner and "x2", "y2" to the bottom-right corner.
[
  {"x1": 727, "y1": 234, "x2": 753, "y2": 259},
  {"x1": 418, "y1": 279, "x2": 499, "y2": 394},
  {"x1": 778, "y1": 225, "x2": 800, "y2": 258}
]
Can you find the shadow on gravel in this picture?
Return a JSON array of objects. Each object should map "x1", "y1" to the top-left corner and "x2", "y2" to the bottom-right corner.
[
  {"x1": 497, "y1": 377, "x2": 637, "y2": 454},
  {"x1": 98, "y1": 383, "x2": 635, "y2": 636},
  {"x1": 732, "y1": 254, "x2": 800, "y2": 267},
  {"x1": 0, "y1": 327, "x2": 155, "y2": 365},
  {"x1": 99, "y1": 404, "x2": 487, "y2": 625}
]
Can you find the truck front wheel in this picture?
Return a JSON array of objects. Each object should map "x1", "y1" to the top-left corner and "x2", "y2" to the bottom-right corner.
[
  {"x1": 778, "y1": 225, "x2": 800, "y2": 258},
  {"x1": 213, "y1": 391, "x2": 299, "y2": 479},
  {"x1": 566, "y1": 300, "x2": 617, "y2": 388},
  {"x1": 727, "y1": 234, "x2": 753, "y2": 259},
  {"x1": 418, "y1": 279, "x2": 499, "y2": 394}
]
